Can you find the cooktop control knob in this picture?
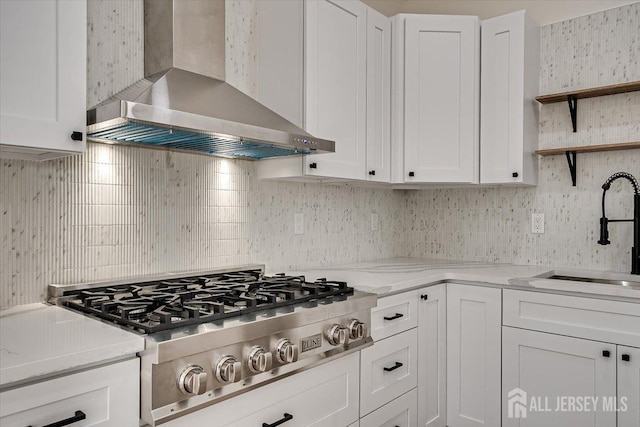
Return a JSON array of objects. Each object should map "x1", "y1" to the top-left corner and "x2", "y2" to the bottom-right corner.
[
  {"x1": 248, "y1": 346, "x2": 273, "y2": 373},
  {"x1": 275, "y1": 338, "x2": 299, "y2": 364},
  {"x1": 348, "y1": 319, "x2": 366, "y2": 340},
  {"x1": 326, "y1": 324, "x2": 349, "y2": 346},
  {"x1": 178, "y1": 365, "x2": 208, "y2": 395},
  {"x1": 215, "y1": 356, "x2": 242, "y2": 384}
]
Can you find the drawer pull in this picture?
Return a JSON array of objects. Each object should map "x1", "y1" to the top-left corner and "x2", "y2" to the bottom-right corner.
[
  {"x1": 33, "y1": 410, "x2": 86, "y2": 427},
  {"x1": 383, "y1": 313, "x2": 404, "y2": 321},
  {"x1": 603, "y1": 350, "x2": 611, "y2": 358},
  {"x1": 383, "y1": 361, "x2": 403, "y2": 372},
  {"x1": 622, "y1": 354, "x2": 631, "y2": 362},
  {"x1": 262, "y1": 413, "x2": 293, "y2": 427}
]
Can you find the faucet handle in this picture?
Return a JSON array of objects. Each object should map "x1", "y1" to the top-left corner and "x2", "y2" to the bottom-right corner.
[{"x1": 598, "y1": 217, "x2": 610, "y2": 245}]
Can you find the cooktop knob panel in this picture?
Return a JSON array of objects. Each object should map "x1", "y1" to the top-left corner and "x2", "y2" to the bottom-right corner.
[
  {"x1": 275, "y1": 338, "x2": 299, "y2": 364},
  {"x1": 248, "y1": 346, "x2": 273, "y2": 373},
  {"x1": 177, "y1": 365, "x2": 207, "y2": 395},
  {"x1": 348, "y1": 319, "x2": 366, "y2": 340},
  {"x1": 215, "y1": 356, "x2": 242, "y2": 384},
  {"x1": 326, "y1": 324, "x2": 349, "y2": 346}
]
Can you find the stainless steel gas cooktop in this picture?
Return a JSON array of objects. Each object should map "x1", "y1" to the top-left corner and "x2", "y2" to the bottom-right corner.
[{"x1": 49, "y1": 265, "x2": 376, "y2": 425}]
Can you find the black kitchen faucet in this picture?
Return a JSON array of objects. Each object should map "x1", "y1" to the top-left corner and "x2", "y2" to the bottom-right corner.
[{"x1": 598, "y1": 172, "x2": 640, "y2": 275}]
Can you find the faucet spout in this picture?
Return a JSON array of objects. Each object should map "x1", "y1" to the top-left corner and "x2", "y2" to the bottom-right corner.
[{"x1": 598, "y1": 172, "x2": 640, "y2": 275}]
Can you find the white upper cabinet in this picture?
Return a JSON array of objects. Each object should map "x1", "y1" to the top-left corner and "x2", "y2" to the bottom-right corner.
[
  {"x1": 392, "y1": 14, "x2": 480, "y2": 184},
  {"x1": 365, "y1": 7, "x2": 391, "y2": 183},
  {"x1": 480, "y1": 10, "x2": 539, "y2": 185},
  {"x1": 256, "y1": 0, "x2": 304, "y2": 129},
  {"x1": 305, "y1": 0, "x2": 368, "y2": 180},
  {"x1": 0, "y1": 0, "x2": 86, "y2": 161},
  {"x1": 256, "y1": 0, "x2": 390, "y2": 183}
]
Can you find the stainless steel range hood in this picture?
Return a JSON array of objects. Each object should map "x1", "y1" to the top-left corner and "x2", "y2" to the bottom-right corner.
[{"x1": 87, "y1": 0, "x2": 334, "y2": 160}]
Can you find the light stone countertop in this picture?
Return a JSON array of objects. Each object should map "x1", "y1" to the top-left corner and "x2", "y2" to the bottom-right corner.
[
  {"x1": 0, "y1": 303, "x2": 144, "y2": 388},
  {"x1": 286, "y1": 257, "x2": 640, "y2": 301}
]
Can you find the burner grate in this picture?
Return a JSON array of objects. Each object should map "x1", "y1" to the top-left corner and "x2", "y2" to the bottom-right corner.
[{"x1": 62, "y1": 270, "x2": 353, "y2": 333}]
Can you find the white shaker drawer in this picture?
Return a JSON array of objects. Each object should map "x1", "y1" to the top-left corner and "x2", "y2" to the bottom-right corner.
[
  {"x1": 360, "y1": 389, "x2": 417, "y2": 427},
  {"x1": 0, "y1": 358, "x2": 139, "y2": 427},
  {"x1": 503, "y1": 289, "x2": 640, "y2": 347},
  {"x1": 361, "y1": 328, "x2": 418, "y2": 416},
  {"x1": 371, "y1": 291, "x2": 418, "y2": 341}
]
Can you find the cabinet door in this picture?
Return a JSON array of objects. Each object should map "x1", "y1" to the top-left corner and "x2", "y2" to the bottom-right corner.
[
  {"x1": 403, "y1": 15, "x2": 479, "y2": 183},
  {"x1": 360, "y1": 389, "x2": 418, "y2": 427},
  {"x1": 618, "y1": 346, "x2": 640, "y2": 427},
  {"x1": 0, "y1": 0, "x2": 86, "y2": 160},
  {"x1": 256, "y1": 0, "x2": 304, "y2": 128},
  {"x1": 305, "y1": 0, "x2": 367, "y2": 180},
  {"x1": 365, "y1": 7, "x2": 391, "y2": 182},
  {"x1": 502, "y1": 327, "x2": 617, "y2": 427},
  {"x1": 447, "y1": 283, "x2": 501, "y2": 427},
  {"x1": 417, "y1": 285, "x2": 446, "y2": 427},
  {"x1": 0, "y1": 358, "x2": 139, "y2": 427},
  {"x1": 480, "y1": 11, "x2": 539, "y2": 185}
]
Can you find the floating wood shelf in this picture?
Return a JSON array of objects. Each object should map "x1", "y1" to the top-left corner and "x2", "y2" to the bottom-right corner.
[
  {"x1": 535, "y1": 142, "x2": 640, "y2": 187},
  {"x1": 535, "y1": 81, "x2": 640, "y2": 133},
  {"x1": 535, "y1": 81, "x2": 640, "y2": 104}
]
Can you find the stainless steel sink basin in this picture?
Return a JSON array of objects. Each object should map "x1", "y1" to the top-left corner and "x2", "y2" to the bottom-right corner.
[{"x1": 547, "y1": 275, "x2": 640, "y2": 289}]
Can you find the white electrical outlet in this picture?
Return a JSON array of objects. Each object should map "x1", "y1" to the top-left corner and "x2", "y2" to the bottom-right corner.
[
  {"x1": 294, "y1": 213, "x2": 304, "y2": 235},
  {"x1": 531, "y1": 213, "x2": 545, "y2": 234},
  {"x1": 371, "y1": 213, "x2": 379, "y2": 231}
]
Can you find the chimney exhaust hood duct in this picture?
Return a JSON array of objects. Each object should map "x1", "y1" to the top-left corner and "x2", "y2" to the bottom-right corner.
[{"x1": 87, "y1": 0, "x2": 334, "y2": 159}]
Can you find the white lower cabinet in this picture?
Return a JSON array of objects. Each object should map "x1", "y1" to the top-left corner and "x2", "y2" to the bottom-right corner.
[
  {"x1": 502, "y1": 327, "x2": 618, "y2": 427},
  {"x1": 165, "y1": 352, "x2": 360, "y2": 427},
  {"x1": 618, "y1": 346, "x2": 640, "y2": 427},
  {"x1": 360, "y1": 328, "x2": 418, "y2": 416},
  {"x1": 360, "y1": 389, "x2": 418, "y2": 427},
  {"x1": 0, "y1": 358, "x2": 139, "y2": 427},
  {"x1": 417, "y1": 285, "x2": 446, "y2": 427},
  {"x1": 446, "y1": 284, "x2": 502, "y2": 427}
]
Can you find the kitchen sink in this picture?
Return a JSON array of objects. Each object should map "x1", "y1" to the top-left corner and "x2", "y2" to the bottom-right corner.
[{"x1": 545, "y1": 274, "x2": 640, "y2": 289}]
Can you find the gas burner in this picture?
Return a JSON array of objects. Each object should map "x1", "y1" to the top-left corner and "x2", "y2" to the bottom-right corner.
[{"x1": 61, "y1": 270, "x2": 354, "y2": 333}]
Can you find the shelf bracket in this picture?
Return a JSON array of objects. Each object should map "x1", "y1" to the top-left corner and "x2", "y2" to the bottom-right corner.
[
  {"x1": 565, "y1": 151, "x2": 577, "y2": 186},
  {"x1": 567, "y1": 95, "x2": 578, "y2": 132}
]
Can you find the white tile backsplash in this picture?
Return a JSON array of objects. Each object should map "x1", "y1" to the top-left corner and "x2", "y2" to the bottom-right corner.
[{"x1": 1, "y1": 1, "x2": 639, "y2": 308}]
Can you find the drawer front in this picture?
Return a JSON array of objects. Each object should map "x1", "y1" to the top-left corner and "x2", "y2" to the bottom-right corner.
[
  {"x1": 503, "y1": 289, "x2": 640, "y2": 347},
  {"x1": 361, "y1": 328, "x2": 418, "y2": 416},
  {"x1": 371, "y1": 291, "x2": 418, "y2": 341},
  {"x1": 164, "y1": 352, "x2": 360, "y2": 427},
  {"x1": 0, "y1": 358, "x2": 139, "y2": 427},
  {"x1": 360, "y1": 389, "x2": 417, "y2": 427}
]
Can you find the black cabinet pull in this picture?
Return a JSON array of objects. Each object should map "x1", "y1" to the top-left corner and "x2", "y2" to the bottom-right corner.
[
  {"x1": 70, "y1": 131, "x2": 83, "y2": 142},
  {"x1": 622, "y1": 354, "x2": 631, "y2": 362},
  {"x1": 602, "y1": 350, "x2": 611, "y2": 358},
  {"x1": 262, "y1": 413, "x2": 293, "y2": 427},
  {"x1": 512, "y1": 172, "x2": 519, "y2": 178},
  {"x1": 420, "y1": 294, "x2": 428, "y2": 300},
  {"x1": 383, "y1": 361, "x2": 403, "y2": 372},
  {"x1": 35, "y1": 410, "x2": 86, "y2": 427},
  {"x1": 369, "y1": 170, "x2": 376, "y2": 176},
  {"x1": 383, "y1": 313, "x2": 404, "y2": 321},
  {"x1": 309, "y1": 162, "x2": 317, "y2": 169},
  {"x1": 408, "y1": 171, "x2": 415, "y2": 177}
]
